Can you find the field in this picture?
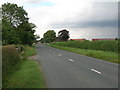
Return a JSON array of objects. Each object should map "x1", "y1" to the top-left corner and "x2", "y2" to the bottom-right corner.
[
  {"x1": 50, "y1": 40, "x2": 119, "y2": 64},
  {"x1": 51, "y1": 40, "x2": 119, "y2": 53}
]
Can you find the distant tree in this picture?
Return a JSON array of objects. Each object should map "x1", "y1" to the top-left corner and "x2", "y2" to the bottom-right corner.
[
  {"x1": 40, "y1": 38, "x2": 44, "y2": 43},
  {"x1": 43, "y1": 30, "x2": 56, "y2": 43},
  {"x1": 58, "y1": 29, "x2": 69, "y2": 41},
  {"x1": 115, "y1": 38, "x2": 118, "y2": 40},
  {"x1": 35, "y1": 34, "x2": 40, "y2": 42}
]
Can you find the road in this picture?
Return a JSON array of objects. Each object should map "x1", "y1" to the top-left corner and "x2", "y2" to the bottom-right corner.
[{"x1": 36, "y1": 43, "x2": 118, "y2": 88}]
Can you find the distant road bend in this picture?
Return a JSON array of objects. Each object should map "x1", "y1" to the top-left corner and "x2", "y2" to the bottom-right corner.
[{"x1": 37, "y1": 43, "x2": 118, "y2": 88}]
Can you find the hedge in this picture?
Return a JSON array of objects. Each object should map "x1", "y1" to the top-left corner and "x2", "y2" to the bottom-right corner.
[
  {"x1": 2, "y1": 45, "x2": 21, "y2": 87},
  {"x1": 51, "y1": 40, "x2": 119, "y2": 53}
]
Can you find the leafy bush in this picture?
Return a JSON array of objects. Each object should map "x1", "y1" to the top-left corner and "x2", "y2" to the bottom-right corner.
[
  {"x1": 51, "y1": 40, "x2": 118, "y2": 53},
  {"x1": 2, "y1": 45, "x2": 21, "y2": 87}
]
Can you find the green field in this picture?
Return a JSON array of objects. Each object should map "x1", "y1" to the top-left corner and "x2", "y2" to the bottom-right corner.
[
  {"x1": 51, "y1": 40, "x2": 118, "y2": 53},
  {"x1": 50, "y1": 42, "x2": 119, "y2": 64}
]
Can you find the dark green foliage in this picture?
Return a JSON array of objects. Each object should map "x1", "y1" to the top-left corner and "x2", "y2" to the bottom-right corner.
[
  {"x1": 42, "y1": 30, "x2": 56, "y2": 43},
  {"x1": 2, "y1": 3, "x2": 36, "y2": 46},
  {"x1": 2, "y1": 45, "x2": 21, "y2": 87},
  {"x1": 118, "y1": 39, "x2": 120, "y2": 53},
  {"x1": 2, "y1": 3, "x2": 28, "y2": 27},
  {"x1": 35, "y1": 34, "x2": 40, "y2": 42},
  {"x1": 51, "y1": 40, "x2": 118, "y2": 53},
  {"x1": 57, "y1": 29, "x2": 69, "y2": 41}
]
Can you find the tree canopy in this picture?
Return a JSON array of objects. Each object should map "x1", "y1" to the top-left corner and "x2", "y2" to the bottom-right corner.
[
  {"x1": 41, "y1": 30, "x2": 56, "y2": 43},
  {"x1": 2, "y1": 3, "x2": 37, "y2": 46},
  {"x1": 58, "y1": 29, "x2": 69, "y2": 41}
]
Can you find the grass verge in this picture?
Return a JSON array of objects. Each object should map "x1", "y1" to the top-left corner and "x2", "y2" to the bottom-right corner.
[
  {"x1": 7, "y1": 60, "x2": 45, "y2": 88},
  {"x1": 21, "y1": 45, "x2": 37, "y2": 58},
  {"x1": 49, "y1": 44, "x2": 119, "y2": 64},
  {"x1": 6, "y1": 45, "x2": 46, "y2": 88}
]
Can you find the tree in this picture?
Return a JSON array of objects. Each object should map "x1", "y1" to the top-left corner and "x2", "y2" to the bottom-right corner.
[
  {"x1": 2, "y1": 3, "x2": 36, "y2": 46},
  {"x1": 40, "y1": 38, "x2": 45, "y2": 43},
  {"x1": 35, "y1": 34, "x2": 40, "y2": 42},
  {"x1": 43, "y1": 30, "x2": 56, "y2": 43},
  {"x1": 58, "y1": 29, "x2": 69, "y2": 41},
  {"x1": 115, "y1": 38, "x2": 118, "y2": 40},
  {"x1": 17, "y1": 22, "x2": 36, "y2": 46},
  {"x1": 2, "y1": 3, "x2": 28, "y2": 27}
]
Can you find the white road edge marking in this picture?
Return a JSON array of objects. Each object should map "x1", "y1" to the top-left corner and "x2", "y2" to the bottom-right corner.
[
  {"x1": 91, "y1": 69, "x2": 102, "y2": 75},
  {"x1": 69, "y1": 59, "x2": 74, "y2": 62},
  {"x1": 59, "y1": 54, "x2": 61, "y2": 56}
]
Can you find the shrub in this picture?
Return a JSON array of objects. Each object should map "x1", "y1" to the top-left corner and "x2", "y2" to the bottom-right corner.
[{"x1": 2, "y1": 45, "x2": 21, "y2": 87}]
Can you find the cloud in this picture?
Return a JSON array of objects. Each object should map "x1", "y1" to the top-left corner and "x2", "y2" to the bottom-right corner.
[
  {"x1": 69, "y1": 27, "x2": 118, "y2": 39},
  {"x1": 50, "y1": 2, "x2": 118, "y2": 28},
  {"x1": 0, "y1": 0, "x2": 118, "y2": 39},
  {"x1": 25, "y1": 1, "x2": 118, "y2": 39},
  {"x1": 51, "y1": 19, "x2": 118, "y2": 29},
  {"x1": 1, "y1": 0, "x2": 47, "y2": 3}
]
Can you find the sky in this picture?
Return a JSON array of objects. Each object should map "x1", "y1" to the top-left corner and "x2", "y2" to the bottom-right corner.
[{"x1": 0, "y1": 0, "x2": 119, "y2": 40}]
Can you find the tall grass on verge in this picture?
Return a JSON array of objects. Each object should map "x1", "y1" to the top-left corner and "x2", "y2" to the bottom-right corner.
[
  {"x1": 21, "y1": 45, "x2": 36, "y2": 58},
  {"x1": 0, "y1": 46, "x2": 2, "y2": 88},
  {"x1": 51, "y1": 40, "x2": 118, "y2": 53},
  {"x1": 2, "y1": 45, "x2": 21, "y2": 87},
  {"x1": 6, "y1": 60, "x2": 46, "y2": 88},
  {"x1": 5, "y1": 45, "x2": 46, "y2": 88}
]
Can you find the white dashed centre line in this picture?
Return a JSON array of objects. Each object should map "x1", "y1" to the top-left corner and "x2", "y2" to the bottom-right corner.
[
  {"x1": 69, "y1": 59, "x2": 74, "y2": 62},
  {"x1": 91, "y1": 69, "x2": 102, "y2": 75},
  {"x1": 59, "y1": 54, "x2": 61, "y2": 56}
]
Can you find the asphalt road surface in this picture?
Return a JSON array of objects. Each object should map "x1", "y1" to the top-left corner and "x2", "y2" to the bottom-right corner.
[{"x1": 36, "y1": 43, "x2": 118, "y2": 88}]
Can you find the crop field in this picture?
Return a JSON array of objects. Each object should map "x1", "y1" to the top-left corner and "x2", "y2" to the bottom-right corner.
[{"x1": 51, "y1": 40, "x2": 119, "y2": 53}]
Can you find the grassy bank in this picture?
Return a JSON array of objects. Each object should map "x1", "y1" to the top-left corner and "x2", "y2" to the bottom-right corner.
[
  {"x1": 50, "y1": 44, "x2": 119, "y2": 64},
  {"x1": 21, "y1": 45, "x2": 37, "y2": 58},
  {"x1": 5, "y1": 45, "x2": 46, "y2": 88},
  {"x1": 7, "y1": 60, "x2": 45, "y2": 88}
]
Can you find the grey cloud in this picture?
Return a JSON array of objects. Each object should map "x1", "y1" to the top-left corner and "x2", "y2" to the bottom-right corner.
[
  {"x1": 76, "y1": 28, "x2": 118, "y2": 40},
  {"x1": 50, "y1": 2, "x2": 118, "y2": 29},
  {"x1": 74, "y1": 19, "x2": 118, "y2": 28},
  {"x1": 51, "y1": 19, "x2": 118, "y2": 29}
]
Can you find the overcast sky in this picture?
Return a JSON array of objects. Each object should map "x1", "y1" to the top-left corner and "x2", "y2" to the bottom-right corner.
[{"x1": 0, "y1": 0, "x2": 119, "y2": 40}]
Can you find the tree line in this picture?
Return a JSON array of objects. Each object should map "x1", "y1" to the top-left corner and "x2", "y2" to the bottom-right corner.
[
  {"x1": 40, "y1": 29, "x2": 70, "y2": 43},
  {"x1": 2, "y1": 3, "x2": 39, "y2": 46},
  {"x1": 2, "y1": 3, "x2": 70, "y2": 45}
]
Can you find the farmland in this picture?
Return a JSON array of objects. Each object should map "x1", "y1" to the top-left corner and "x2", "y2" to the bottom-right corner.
[
  {"x1": 51, "y1": 40, "x2": 119, "y2": 53},
  {"x1": 50, "y1": 40, "x2": 119, "y2": 64}
]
